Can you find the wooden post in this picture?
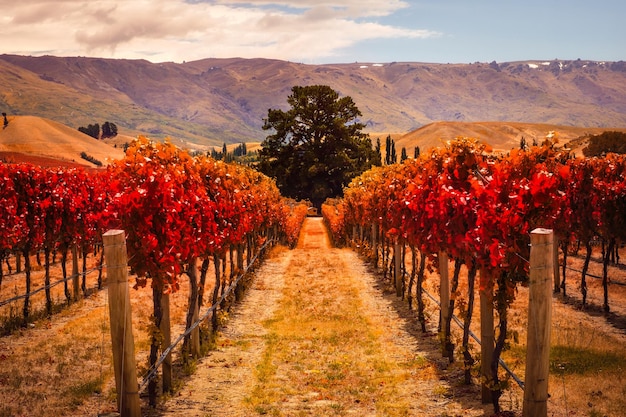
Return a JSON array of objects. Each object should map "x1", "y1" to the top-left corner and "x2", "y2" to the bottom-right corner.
[
  {"x1": 160, "y1": 293, "x2": 172, "y2": 393},
  {"x1": 523, "y1": 228, "x2": 554, "y2": 417},
  {"x1": 102, "y1": 230, "x2": 141, "y2": 417},
  {"x1": 552, "y1": 236, "x2": 560, "y2": 293},
  {"x1": 479, "y1": 269, "x2": 494, "y2": 404},
  {"x1": 394, "y1": 241, "x2": 402, "y2": 297},
  {"x1": 439, "y1": 251, "x2": 450, "y2": 356}
]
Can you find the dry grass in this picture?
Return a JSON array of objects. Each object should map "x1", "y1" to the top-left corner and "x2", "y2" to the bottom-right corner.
[
  {"x1": 0, "y1": 249, "x2": 224, "y2": 416},
  {"x1": 241, "y1": 220, "x2": 485, "y2": 417},
  {"x1": 0, "y1": 115, "x2": 124, "y2": 166},
  {"x1": 246, "y1": 252, "x2": 432, "y2": 416},
  {"x1": 411, "y1": 246, "x2": 626, "y2": 417}
]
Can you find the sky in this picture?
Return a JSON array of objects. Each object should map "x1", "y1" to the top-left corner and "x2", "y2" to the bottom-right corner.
[{"x1": 1, "y1": 0, "x2": 624, "y2": 65}]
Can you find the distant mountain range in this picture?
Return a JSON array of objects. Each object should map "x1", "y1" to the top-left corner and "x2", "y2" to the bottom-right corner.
[{"x1": 1, "y1": 54, "x2": 625, "y2": 149}]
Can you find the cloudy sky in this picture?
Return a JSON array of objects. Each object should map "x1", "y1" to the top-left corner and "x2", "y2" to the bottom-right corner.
[{"x1": 1, "y1": 0, "x2": 624, "y2": 64}]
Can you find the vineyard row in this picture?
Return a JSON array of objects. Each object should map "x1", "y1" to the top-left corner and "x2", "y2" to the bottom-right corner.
[
  {"x1": 322, "y1": 136, "x2": 626, "y2": 414},
  {"x1": 0, "y1": 137, "x2": 309, "y2": 409}
]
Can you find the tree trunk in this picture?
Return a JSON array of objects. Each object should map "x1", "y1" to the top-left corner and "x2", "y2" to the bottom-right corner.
[
  {"x1": 183, "y1": 257, "x2": 200, "y2": 359},
  {"x1": 553, "y1": 236, "x2": 560, "y2": 293},
  {"x1": 235, "y1": 244, "x2": 245, "y2": 301},
  {"x1": 480, "y1": 269, "x2": 495, "y2": 404},
  {"x1": 23, "y1": 248, "x2": 31, "y2": 322},
  {"x1": 72, "y1": 245, "x2": 80, "y2": 301},
  {"x1": 149, "y1": 287, "x2": 163, "y2": 408},
  {"x1": 198, "y1": 257, "x2": 210, "y2": 310},
  {"x1": 407, "y1": 245, "x2": 416, "y2": 310},
  {"x1": 443, "y1": 258, "x2": 462, "y2": 362},
  {"x1": 462, "y1": 261, "x2": 477, "y2": 384},
  {"x1": 438, "y1": 251, "x2": 449, "y2": 336},
  {"x1": 560, "y1": 239, "x2": 568, "y2": 296},
  {"x1": 61, "y1": 248, "x2": 71, "y2": 304},
  {"x1": 212, "y1": 254, "x2": 222, "y2": 331},
  {"x1": 416, "y1": 251, "x2": 427, "y2": 332},
  {"x1": 81, "y1": 246, "x2": 88, "y2": 296},
  {"x1": 602, "y1": 239, "x2": 615, "y2": 313},
  {"x1": 44, "y1": 247, "x2": 52, "y2": 315},
  {"x1": 490, "y1": 274, "x2": 508, "y2": 414},
  {"x1": 97, "y1": 247, "x2": 105, "y2": 290},
  {"x1": 581, "y1": 241, "x2": 592, "y2": 306},
  {"x1": 372, "y1": 223, "x2": 379, "y2": 267},
  {"x1": 160, "y1": 293, "x2": 172, "y2": 393},
  {"x1": 394, "y1": 241, "x2": 402, "y2": 297}
]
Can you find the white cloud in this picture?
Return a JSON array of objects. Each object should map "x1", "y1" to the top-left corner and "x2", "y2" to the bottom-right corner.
[{"x1": 1, "y1": 0, "x2": 439, "y2": 62}]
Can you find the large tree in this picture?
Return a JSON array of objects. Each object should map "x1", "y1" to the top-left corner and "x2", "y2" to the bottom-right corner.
[{"x1": 258, "y1": 85, "x2": 380, "y2": 207}]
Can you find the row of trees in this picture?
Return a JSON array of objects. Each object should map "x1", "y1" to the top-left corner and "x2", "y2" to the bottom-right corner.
[
  {"x1": 78, "y1": 121, "x2": 118, "y2": 139},
  {"x1": 209, "y1": 142, "x2": 256, "y2": 163},
  {"x1": 1, "y1": 137, "x2": 308, "y2": 405},
  {"x1": 322, "y1": 137, "x2": 626, "y2": 413}
]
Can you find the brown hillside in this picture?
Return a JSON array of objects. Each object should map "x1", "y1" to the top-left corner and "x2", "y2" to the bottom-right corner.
[
  {"x1": 2, "y1": 55, "x2": 626, "y2": 145},
  {"x1": 0, "y1": 115, "x2": 124, "y2": 167},
  {"x1": 393, "y1": 121, "x2": 626, "y2": 155}
]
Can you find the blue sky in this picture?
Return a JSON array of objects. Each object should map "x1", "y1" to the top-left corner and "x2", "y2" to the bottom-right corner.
[{"x1": 1, "y1": 0, "x2": 624, "y2": 64}]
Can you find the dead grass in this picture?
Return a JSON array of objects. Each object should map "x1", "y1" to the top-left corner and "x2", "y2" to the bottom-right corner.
[
  {"x1": 0, "y1": 248, "x2": 226, "y2": 416},
  {"x1": 0, "y1": 115, "x2": 124, "y2": 166},
  {"x1": 240, "y1": 220, "x2": 486, "y2": 417},
  {"x1": 410, "y1": 245, "x2": 626, "y2": 417},
  {"x1": 245, "y1": 251, "x2": 428, "y2": 416}
]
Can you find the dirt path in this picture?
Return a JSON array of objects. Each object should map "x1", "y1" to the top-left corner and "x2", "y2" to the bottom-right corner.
[{"x1": 156, "y1": 218, "x2": 490, "y2": 416}]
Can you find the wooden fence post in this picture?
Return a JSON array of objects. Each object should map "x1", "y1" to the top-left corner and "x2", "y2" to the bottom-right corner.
[
  {"x1": 103, "y1": 230, "x2": 141, "y2": 417},
  {"x1": 523, "y1": 228, "x2": 554, "y2": 417},
  {"x1": 479, "y1": 269, "x2": 494, "y2": 404},
  {"x1": 439, "y1": 251, "x2": 450, "y2": 357}
]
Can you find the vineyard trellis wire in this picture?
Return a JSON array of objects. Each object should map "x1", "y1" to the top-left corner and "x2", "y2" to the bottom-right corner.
[
  {"x1": 420, "y1": 285, "x2": 525, "y2": 390},
  {"x1": 137, "y1": 236, "x2": 274, "y2": 392},
  {"x1": 0, "y1": 263, "x2": 102, "y2": 309}
]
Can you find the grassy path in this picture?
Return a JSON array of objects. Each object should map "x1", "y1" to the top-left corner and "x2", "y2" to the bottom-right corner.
[{"x1": 159, "y1": 218, "x2": 488, "y2": 416}]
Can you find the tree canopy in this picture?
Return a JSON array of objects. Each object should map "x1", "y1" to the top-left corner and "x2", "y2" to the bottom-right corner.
[{"x1": 258, "y1": 85, "x2": 380, "y2": 207}]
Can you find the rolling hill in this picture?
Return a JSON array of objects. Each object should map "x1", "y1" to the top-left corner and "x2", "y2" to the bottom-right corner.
[
  {"x1": 394, "y1": 121, "x2": 626, "y2": 156},
  {"x1": 0, "y1": 115, "x2": 124, "y2": 167},
  {"x1": 1, "y1": 55, "x2": 625, "y2": 147}
]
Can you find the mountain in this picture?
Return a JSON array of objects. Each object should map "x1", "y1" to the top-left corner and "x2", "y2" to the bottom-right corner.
[
  {"x1": 1, "y1": 55, "x2": 626, "y2": 147},
  {"x1": 0, "y1": 115, "x2": 124, "y2": 167}
]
